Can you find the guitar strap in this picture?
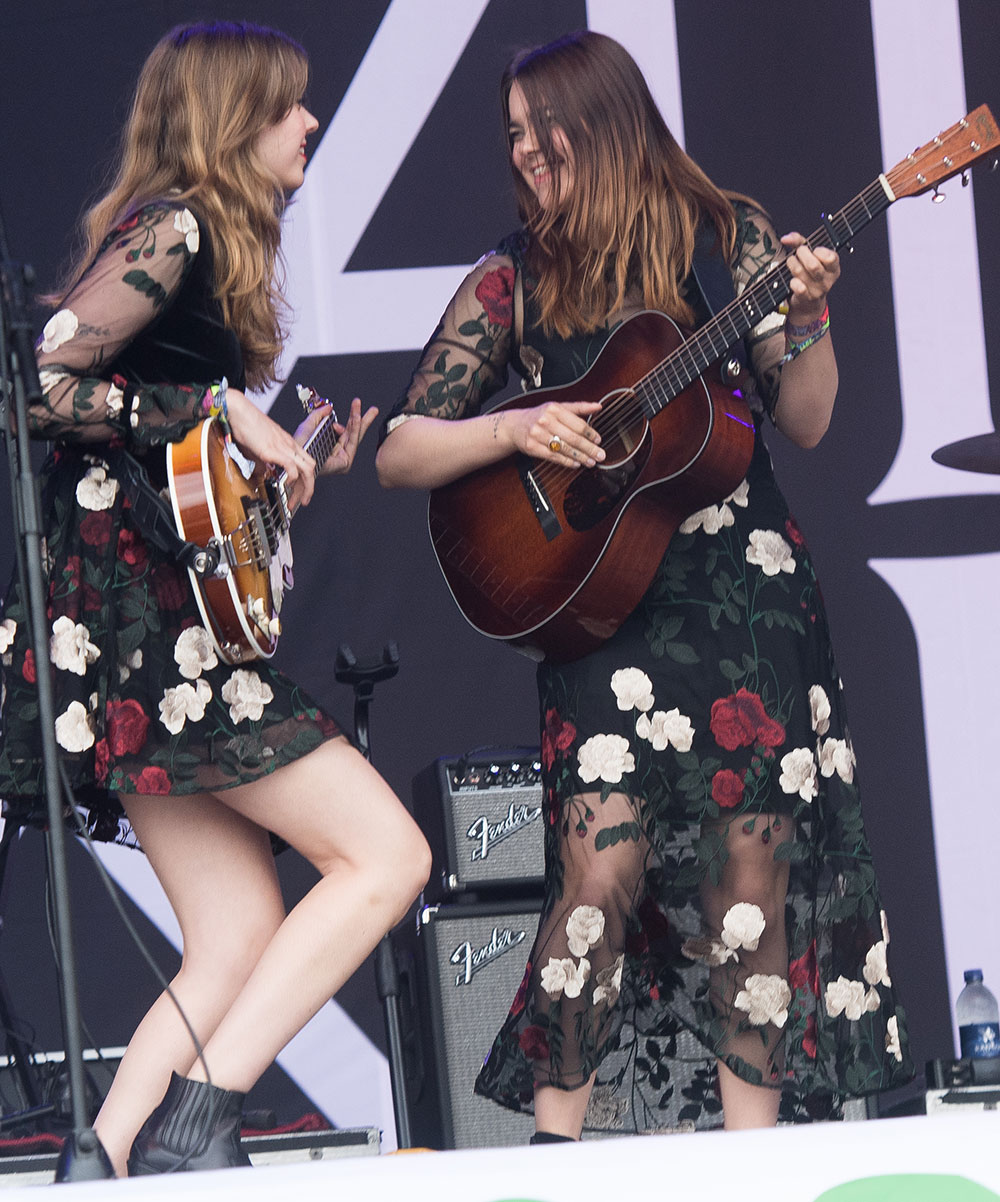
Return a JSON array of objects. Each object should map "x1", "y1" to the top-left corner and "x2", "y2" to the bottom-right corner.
[
  {"x1": 689, "y1": 223, "x2": 748, "y2": 369},
  {"x1": 105, "y1": 446, "x2": 221, "y2": 578}
]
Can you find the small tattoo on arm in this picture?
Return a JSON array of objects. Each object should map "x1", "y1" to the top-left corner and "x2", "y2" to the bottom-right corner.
[{"x1": 492, "y1": 413, "x2": 504, "y2": 439}]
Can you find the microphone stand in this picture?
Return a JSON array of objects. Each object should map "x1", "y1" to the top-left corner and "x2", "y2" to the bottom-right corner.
[
  {"x1": 0, "y1": 202, "x2": 114, "y2": 1181},
  {"x1": 333, "y1": 642, "x2": 413, "y2": 1150}
]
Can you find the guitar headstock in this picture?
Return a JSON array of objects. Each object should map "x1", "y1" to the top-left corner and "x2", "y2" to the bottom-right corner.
[{"x1": 885, "y1": 103, "x2": 998, "y2": 200}]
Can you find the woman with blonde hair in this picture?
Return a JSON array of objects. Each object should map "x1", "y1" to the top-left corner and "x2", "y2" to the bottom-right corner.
[
  {"x1": 0, "y1": 20, "x2": 429, "y2": 1175},
  {"x1": 378, "y1": 30, "x2": 911, "y2": 1140}
]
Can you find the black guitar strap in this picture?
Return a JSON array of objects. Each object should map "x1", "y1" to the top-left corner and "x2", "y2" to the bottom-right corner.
[
  {"x1": 689, "y1": 223, "x2": 748, "y2": 370},
  {"x1": 105, "y1": 446, "x2": 220, "y2": 577}
]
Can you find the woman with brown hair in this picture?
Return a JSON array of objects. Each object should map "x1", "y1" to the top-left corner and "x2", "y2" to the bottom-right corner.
[
  {"x1": 0, "y1": 20, "x2": 429, "y2": 1175},
  {"x1": 378, "y1": 30, "x2": 911, "y2": 1140}
]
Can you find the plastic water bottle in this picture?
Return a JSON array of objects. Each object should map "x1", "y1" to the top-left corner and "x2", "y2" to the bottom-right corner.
[{"x1": 957, "y1": 969, "x2": 1000, "y2": 1059}]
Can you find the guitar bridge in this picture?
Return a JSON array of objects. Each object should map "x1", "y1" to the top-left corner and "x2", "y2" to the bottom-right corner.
[{"x1": 518, "y1": 457, "x2": 562, "y2": 541}]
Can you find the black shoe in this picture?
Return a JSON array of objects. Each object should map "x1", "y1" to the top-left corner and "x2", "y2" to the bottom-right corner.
[
  {"x1": 127, "y1": 1072, "x2": 251, "y2": 1175},
  {"x1": 529, "y1": 1131, "x2": 576, "y2": 1145}
]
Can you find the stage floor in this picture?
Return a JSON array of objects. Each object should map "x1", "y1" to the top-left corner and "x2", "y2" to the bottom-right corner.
[{"x1": 0, "y1": 1112, "x2": 998, "y2": 1200}]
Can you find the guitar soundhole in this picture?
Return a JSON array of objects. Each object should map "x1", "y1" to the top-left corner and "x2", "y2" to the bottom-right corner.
[{"x1": 563, "y1": 414, "x2": 649, "y2": 533}]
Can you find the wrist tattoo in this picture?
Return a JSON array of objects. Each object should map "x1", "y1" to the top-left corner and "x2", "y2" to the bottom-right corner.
[{"x1": 492, "y1": 413, "x2": 504, "y2": 439}]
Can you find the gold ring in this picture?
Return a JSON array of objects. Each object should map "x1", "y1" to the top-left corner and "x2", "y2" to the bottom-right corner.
[{"x1": 548, "y1": 436, "x2": 562, "y2": 454}]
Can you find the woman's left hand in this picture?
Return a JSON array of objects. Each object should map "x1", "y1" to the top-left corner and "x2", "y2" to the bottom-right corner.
[
  {"x1": 293, "y1": 397, "x2": 379, "y2": 477},
  {"x1": 781, "y1": 232, "x2": 840, "y2": 320}
]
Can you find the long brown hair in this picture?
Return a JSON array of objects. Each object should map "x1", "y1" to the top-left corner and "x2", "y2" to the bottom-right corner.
[
  {"x1": 53, "y1": 21, "x2": 309, "y2": 388},
  {"x1": 502, "y1": 31, "x2": 743, "y2": 338}
]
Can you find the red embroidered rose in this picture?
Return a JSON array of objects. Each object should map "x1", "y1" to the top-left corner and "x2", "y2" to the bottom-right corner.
[
  {"x1": 130, "y1": 765, "x2": 171, "y2": 794},
  {"x1": 711, "y1": 768, "x2": 745, "y2": 809},
  {"x1": 106, "y1": 698, "x2": 150, "y2": 756},
  {"x1": 82, "y1": 583, "x2": 103, "y2": 612},
  {"x1": 802, "y1": 1014, "x2": 817, "y2": 1059},
  {"x1": 785, "y1": 516, "x2": 806, "y2": 547},
  {"x1": 474, "y1": 266, "x2": 515, "y2": 327},
  {"x1": 511, "y1": 962, "x2": 533, "y2": 1017},
  {"x1": 117, "y1": 528, "x2": 148, "y2": 570},
  {"x1": 79, "y1": 511, "x2": 113, "y2": 547},
  {"x1": 22, "y1": 648, "x2": 36, "y2": 683},
  {"x1": 151, "y1": 564, "x2": 187, "y2": 611},
  {"x1": 788, "y1": 940, "x2": 820, "y2": 996},
  {"x1": 518, "y1": 1025, "x2": 550, "y2": 1060},
  {"x1": 541, "y1": 707, "x2": 576, "y2": 770},
  {"x1": 710, "y1": 688, "x2": 785, "y2": 751},
  {"x1": 63, "y1": 555, "x2": 82, "y2": 592},
  {"x1": 94, "y1": 739, "x2": 110, "y2": 784}
]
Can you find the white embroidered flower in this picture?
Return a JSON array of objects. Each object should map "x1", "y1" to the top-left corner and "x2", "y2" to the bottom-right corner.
[
  {"x1": 577, "y1": 733, "x2": 635, "y2": 784},
  {"x1": 173, "y1": 626, "x2": 219, "y2": 680},
  {"x1": 881, "y1": 909, "x2": 890, "y2": 945},
  {"x1": 809, "y1": 684, "x2": 831, "y2": 735},
  {"x1": 729, "y1": 479, "x2": 750, "y2": 508},
  {"x1": 734, "y1": 974, "x2": 792, "y2": 1028},
  {"x1": 679, "y1": 501, "x2": 735, "y2": 536},
  {"x1": 0, "y1": 618, "x2": 16, "y2": 654},
  {"x1": 592, "y1": 954, "x2": 624, "y2": 1007},
  {"x1": 75, "y1": 462, "x2": 119, "y2": 511},
  {"x1": 779, "y1": 747, "x2": 818, "y2": 801},
  {"x1": 54, "y1": 700, "x2": 95, "y2": 752},
  {"x1": 173, "y1": 207, "x2": 200, "y2": 252},
  {"x1": 635, "y1": 707, "x2": 694, "y2": 753},
  {"x1": 818, "y1": 736, "x2": 856, "y2": 783},
  {"x1": 681, "y1": 936, "x2": 737, "y2": 967},
  {"x1": 824, "y1": 976, "x2": 881, "y2": 1021},
  {"x1": 746, "y1": 529, "x2": 796, "y2": 576},
  {"x1": 610, "y1": 667, "x2": 654, "y2": 712},
  {"x1": 221, "y1": 669, "x2": 274, "y2": 724},
  {"x1": 885, "y1": 1014, "x2": 903, "y2": 1063},
  {"x1": 49, "y1": 616, "x2": 100, "y2": 676},
  {"x1": 863, "y1": 940, "x2": 891, "y2": 988},
  {"x1": 38, "y1": 368, "x2": 70, "y2": 394},
  {"x1": 105, "y1": 380, "x2": 125, "y2": 419},
  {"x1": 540, "y1": 956, "x2": 591, "y2": 1000},
  {"x1": 566, "y1": 905, "x2": 605, "y2": 957},
  {"x1": 721, "y1": 902, "x2": 766, "y2": 952},
  {"x1": 159, "y1": 679, "x2": 212, "y2": 735},
  {"x1": 118, "y1": 648, "x2": 143, "y2": 683},
  {"x1": 40, "y1": 308, "x2": 79, "y2": 352}
]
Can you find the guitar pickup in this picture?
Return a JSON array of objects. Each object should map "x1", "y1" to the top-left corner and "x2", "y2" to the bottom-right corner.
[{"x1": 518, "y1": 457, "x2": 562, "y2": 541}]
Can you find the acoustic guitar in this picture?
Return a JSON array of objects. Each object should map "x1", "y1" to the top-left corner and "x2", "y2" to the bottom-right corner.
[
  {"x1": 166, "y1": 387, "x2": 338, "y2": 664},
  {"x1": 428, "y1": 104, "x2": 998, "y2": 663}
]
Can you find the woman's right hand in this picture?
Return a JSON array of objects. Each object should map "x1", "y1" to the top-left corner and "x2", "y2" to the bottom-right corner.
[
  {"x1": 502, "y1": 399, "x2": 605, "y2": 467},
  {"x1": 224, "y1": 387, "x2": 321, "y2": 506}
]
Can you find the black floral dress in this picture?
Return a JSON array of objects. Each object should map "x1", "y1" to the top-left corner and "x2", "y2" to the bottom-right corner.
[
  {"x1": 0, "y1": 200, "x2": 340, "y2": 846},
  {"x1": 386, "y1": 205, "x2": 913, "y2": 1132}
]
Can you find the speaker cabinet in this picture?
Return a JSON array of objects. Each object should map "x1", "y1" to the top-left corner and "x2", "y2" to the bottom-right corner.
[
  {"x1": 398, "y1": 899, "x2": 541, "y2": 1149},
  {"x1": 411, "y1": 751, "x2": 544, "y2": 900}
]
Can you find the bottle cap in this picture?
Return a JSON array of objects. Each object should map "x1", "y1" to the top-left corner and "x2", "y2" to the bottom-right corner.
[{"x1": 964, "y1": 968, "x2": 984, "y2": 982}]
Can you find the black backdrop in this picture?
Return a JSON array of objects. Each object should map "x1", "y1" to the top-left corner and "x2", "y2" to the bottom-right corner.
[{"x1": 1, "y1": 0, "x2": 998, "y2": 1131}]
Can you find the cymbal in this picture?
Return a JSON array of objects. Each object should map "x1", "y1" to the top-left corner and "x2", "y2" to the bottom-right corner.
[{"x1": 931, "y1": 432, "x2": 1000, "y2": 475}]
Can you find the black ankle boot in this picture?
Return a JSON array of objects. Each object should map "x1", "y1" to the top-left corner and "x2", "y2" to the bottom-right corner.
[
  {"x1": 529, "y1": 1131, "x2": 576, "y2": 1145},
  {"x1": 127, "y1": 1072, "x2": 251, "y2": 1175}
]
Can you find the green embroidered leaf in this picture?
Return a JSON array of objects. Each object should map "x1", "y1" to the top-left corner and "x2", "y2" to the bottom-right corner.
[
  {"x1": 665, "y1": 641, "x2": 700, "y2": 665},
  {"x1": 594, "y1": 821, "x2": 641, "y2": 851},
  {"x1": 719, "y1": 657, "x2": 742, "y2": 681},
  {"x1": 457, "y1": 319, "x2": 485, "y2": 337},
  {"x1": 122, "y1": 269, "x2": 168, "y2": 310},
  {"x1": 772, "y1": 841, "x2": 810, "y2": 862}
]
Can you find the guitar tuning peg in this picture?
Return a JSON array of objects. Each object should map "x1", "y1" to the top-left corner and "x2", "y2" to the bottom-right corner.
[
  {"x1": 961, "y1": 171, "x2": 970, "y2": 187},
  {"x1": 931, "y1": 186, "x2": 946, "y2": 204}
]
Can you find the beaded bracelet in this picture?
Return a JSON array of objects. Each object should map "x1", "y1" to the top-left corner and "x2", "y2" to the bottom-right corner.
[
  {"x1": 779, "y1": 307, "x2": 830, "y2": 365},
  {"x1": 202, "y1": 376, "x2": 229, "y2": 425}
]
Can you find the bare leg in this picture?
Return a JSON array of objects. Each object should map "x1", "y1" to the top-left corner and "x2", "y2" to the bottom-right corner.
[
  {"x1": 533, "y1": 1072, "x2": 597, "y2": 1139},
  {"x1": 700, "y1": 813, "x2": 793, "y2": 1130},
  {"x1": 95, "y1": 737, "x2": 429, "y2": 1175}
]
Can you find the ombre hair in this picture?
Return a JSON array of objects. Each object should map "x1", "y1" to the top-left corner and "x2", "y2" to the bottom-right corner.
[
  {"x1": 53, "y1": 21, "x2": 309, "y2": 388},
  {"x1": 502, "y1": 31, "x2": 746, "y2": 338}
]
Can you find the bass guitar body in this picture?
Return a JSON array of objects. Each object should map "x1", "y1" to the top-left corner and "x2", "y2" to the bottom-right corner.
[
  {"x1": 428, "y1": 310, "x2": 755, "y2": 663},
  {"x1": 167, "y1": 418, "x2": 291, "y2": 664}
]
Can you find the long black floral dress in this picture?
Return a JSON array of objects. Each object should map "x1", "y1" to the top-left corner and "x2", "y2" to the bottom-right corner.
[
  {"x1": 0, "y1": 200, "x2": 340, "y2": 846},
  {"x1": 386, "y1": 204, "x2": 913, "y2": 1132}
]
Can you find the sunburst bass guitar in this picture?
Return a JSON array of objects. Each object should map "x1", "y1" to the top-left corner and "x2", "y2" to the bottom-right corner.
[
  {"x1": 428, "y1": 105, "x2": 998, "y2": 664},
  {"x1": 166, "y1": 387, "x2": 338, "y2": 664}
]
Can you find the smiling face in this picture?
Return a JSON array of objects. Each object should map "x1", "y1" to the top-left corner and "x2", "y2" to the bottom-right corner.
[
  {"x1": 507, "y1": 80, "x2": 574, "y2": 211},
  {"x1": 254, "y1": 100, "x2": 319, "y2": 193}
]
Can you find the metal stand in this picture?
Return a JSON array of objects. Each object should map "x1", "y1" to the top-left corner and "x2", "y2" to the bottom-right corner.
[
  {"x1": 333, "y1": 642, "x2": 413, "y2": 1150},
  {"x1": 0, "y1": 205, "x2": 113, "y2": 1181}
]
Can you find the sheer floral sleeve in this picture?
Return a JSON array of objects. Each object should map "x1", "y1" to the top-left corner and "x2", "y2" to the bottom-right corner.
[
  {"x1": 383, "y1": 252, "x2": 516, "y2": 436},
  {"x1": 731, "y1": 204, "x2": 789, "y2": 421},
  {"x1": 32, "y1": 201, "x2": 209, "y2": 449}
]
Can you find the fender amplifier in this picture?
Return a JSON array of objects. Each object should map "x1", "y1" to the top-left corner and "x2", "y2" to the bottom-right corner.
[
  {"x1": 412, "y1": 750, "x2": 545, "y2": 899},
  {"x1": 397, "y1": 899, "x2": 541, "y2": 1149}
]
